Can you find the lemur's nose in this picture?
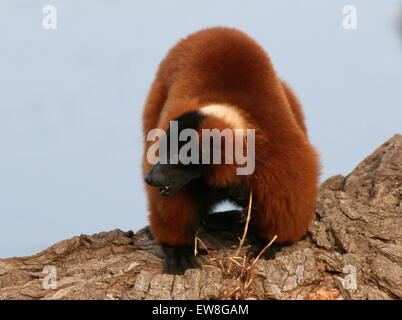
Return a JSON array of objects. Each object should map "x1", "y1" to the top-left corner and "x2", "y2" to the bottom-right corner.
[{"x1": 144, "y1": 173, "x2": 154, "y2": 186}]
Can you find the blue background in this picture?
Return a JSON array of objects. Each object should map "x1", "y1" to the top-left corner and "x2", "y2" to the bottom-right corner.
[{"x1": 0, "y1": 0, "x2": 401, "y2": 258}]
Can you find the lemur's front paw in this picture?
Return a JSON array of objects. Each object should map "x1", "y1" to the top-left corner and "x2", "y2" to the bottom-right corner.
[{"x1": 161, "y1": 244, "x2": 200, "y2": 275}]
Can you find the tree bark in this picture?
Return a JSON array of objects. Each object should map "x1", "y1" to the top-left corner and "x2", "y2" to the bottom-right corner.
[{"x1": 1, "y1": 134, "x2": 401, "y2": 300}]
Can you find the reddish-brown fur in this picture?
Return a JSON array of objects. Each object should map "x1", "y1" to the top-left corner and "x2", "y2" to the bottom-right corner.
[{"x1": 142, "y1": 27, "x2": 320, "y2": 245}]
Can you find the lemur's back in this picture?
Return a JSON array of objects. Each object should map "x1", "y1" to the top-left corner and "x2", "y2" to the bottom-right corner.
[{"x1": 143, "y1": 27, "x2": 306, "y2": 141}]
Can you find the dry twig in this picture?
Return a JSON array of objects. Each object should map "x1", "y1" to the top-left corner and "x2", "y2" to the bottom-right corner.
[{"x1": 195, "y1": 189, "x2": 278, "y2": 299}]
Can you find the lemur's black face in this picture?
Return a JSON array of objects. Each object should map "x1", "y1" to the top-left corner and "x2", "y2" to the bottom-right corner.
[
  {"x1": 145, "y1": 161, "x2": 203, "y2": 196},
  {"x1": 145, "y1": 111, "x2": 209, "y2": 196}
]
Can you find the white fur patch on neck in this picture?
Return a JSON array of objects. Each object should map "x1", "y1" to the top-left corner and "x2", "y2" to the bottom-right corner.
[{"x1": 200, "y1": 104, "x2": 246, "y2": 129}]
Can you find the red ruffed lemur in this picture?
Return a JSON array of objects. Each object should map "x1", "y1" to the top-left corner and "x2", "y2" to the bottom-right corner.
[{"x1": 142, "y1": 27, "x2": 320, "y2": 274}]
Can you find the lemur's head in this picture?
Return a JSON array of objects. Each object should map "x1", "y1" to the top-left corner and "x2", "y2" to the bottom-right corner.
[{"x1": 144, "y1": 105, "x2": 254, "y2": 196}]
